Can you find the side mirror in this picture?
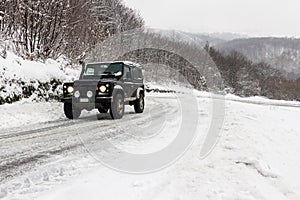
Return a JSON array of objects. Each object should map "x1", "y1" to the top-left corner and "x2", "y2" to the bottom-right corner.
[
  {"x1": 0, "y1": 11, "x2": 4, "y2": 20},
  {"x1": 79, "y1": 61, "x2": 86, "y2": 78}
]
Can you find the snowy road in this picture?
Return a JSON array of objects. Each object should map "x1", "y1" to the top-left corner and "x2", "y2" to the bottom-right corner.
[
  {"x1": 1, "y1": 91, "x2": 300, "y2": 200},
  {"x1": 0, "y1": 92, "x2": 198, "y2": 199},
  {"x1": 0, "y1": 96, "x2": 169, "y2": 168}
]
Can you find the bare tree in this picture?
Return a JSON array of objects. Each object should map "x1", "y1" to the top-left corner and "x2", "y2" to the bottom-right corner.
[{"x1": 1, "y1": 0, "x2": 144, "y2": 60}]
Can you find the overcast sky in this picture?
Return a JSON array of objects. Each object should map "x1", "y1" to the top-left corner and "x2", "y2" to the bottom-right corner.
[{"x1": 123, "y1": 0, "x2": 300, "y2": 37}]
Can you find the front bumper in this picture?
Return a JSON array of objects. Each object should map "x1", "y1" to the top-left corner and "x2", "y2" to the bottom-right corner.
[
  {"x1": 95, "y1": 96, "x2": 113, "y2": 102},
  {"x1": 61, "y1": 96, "x2": 113, "y2": 105}
]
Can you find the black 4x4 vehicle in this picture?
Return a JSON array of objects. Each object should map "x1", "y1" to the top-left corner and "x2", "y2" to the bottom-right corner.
[{"x1": 61, "y1": 61, "x2": 145, "y2": 119}]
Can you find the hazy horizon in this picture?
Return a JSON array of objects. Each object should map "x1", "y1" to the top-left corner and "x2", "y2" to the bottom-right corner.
[{"x1": 123, "y1": 0, "x2": 300, "y2": 38}]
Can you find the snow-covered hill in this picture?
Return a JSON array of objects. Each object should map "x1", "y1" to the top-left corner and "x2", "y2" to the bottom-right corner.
[
  {"x1": 150, "y1": 30, "x2": 300, "y2": 80},
  {"x1": 0, "y1": 43, "x2": 80, "y2": 104},
  {"x1": 216, "y1": 38, "x2": 300, "y2": 79}
]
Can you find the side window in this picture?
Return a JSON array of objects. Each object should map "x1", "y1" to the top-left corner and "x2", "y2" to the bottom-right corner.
[
  {"x1": 85, "y1": 67, "x2": 95, "y2": 75},
  {"x1": 123, "y1": 66, "x2": 132, "y2": 81},
  {"x1": 132, "y1": 68, "x2": 143, "y2": 81}
]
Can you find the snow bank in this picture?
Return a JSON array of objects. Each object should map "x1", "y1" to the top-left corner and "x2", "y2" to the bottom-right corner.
[
  {"x1": 0, "y1": 102, "x2": 64, "y2": 130},
  {"x1": 0, "y1": 45, "x2": 80, "y2": 104},
  {"x1": 194, "y1": 90, "x2": 300, "y2": 107},
  {"x1": 0, "y1": 51, "x2": 66, "y2": 81}
]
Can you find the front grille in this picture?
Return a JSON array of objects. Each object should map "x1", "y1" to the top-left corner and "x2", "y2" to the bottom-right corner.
[{"x1": 76, "y1": 85, "x2": 96, "y2": 98}]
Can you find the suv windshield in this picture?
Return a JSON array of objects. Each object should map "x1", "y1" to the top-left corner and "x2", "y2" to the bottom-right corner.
[{"x1": 84, "y1": 63, "x2": 123, "y2": 76}]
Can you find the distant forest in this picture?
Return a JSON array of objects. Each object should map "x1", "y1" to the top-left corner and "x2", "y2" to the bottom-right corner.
[
  {"x1": 207, "y1": 43, "x2": 300, "y2": 101},
  {"x1": 217, "y1": 37, "x2": 300, "y2": 79}
]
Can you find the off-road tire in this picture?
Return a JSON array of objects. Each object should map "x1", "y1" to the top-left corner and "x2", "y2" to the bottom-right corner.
[
  {"x1": 98, "y1": 108, "x2": 109, "y2": 113},
  {"x1": 110, "y1": 93, "x2": 124, "y2": 119},
  {"x1": 64, "y1": 102, "x2": 81, "y2": 119},
  {"x1": 134, "y1": 93, "x2": 144, "y2": 113}
]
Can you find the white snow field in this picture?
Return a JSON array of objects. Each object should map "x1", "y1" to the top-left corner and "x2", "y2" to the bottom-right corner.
[{"x1": 0, "y1": 90, "x2": 300, "y2": 200}]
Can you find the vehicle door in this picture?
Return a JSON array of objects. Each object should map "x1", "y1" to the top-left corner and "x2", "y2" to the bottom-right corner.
[
  {"x1": 131, "y1": 67, "x2": 143, "y2": 94},
  {"x1": 122, "y1": 65, "x2": 134, "y2": 99}
]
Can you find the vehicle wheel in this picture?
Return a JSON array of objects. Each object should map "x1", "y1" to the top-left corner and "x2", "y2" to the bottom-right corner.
[
  {"x1": 134, "y1": 93, "x2": 144, "y2": 113},
  {"x1": 110, "y1": 93, "x2": 124, "y2": 119},
  {"x1": 98, "y1": 107, "x2": 109, "y2": 113},
  {"x1": 64, "y1": 103, "x2": 81, "y2": 119}
]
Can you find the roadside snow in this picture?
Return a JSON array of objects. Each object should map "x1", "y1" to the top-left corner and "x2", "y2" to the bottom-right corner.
[
  {"x1": 0, "y1": 48, "x2": 79, "y2": 128},
  {"x1": 0, "y1": 101, "x2": 64, "y2": 130},
  {"x1": 0, "y1": 51, "x2": 67, "y2": 82},
  {"x1": 0, "y1": 47, "x2": 80, "y2": 104}
]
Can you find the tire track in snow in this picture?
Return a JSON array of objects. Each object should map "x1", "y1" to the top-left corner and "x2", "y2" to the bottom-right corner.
[{"x1": 0, "y1": 96, "x2": 174, "y2": 186}]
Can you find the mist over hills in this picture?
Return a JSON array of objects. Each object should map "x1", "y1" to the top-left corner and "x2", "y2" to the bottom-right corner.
[
  {"x1": 216, "y1": 38, "x2": 300, "y2": 79},
  {"x1": 149, "y1": 28, "x2": 246, "y2": 46},
  {"x1": 151, "y1": 29, "x2": 300, "y2": 79}
]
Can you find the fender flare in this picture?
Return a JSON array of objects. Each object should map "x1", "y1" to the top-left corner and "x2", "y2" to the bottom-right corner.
[{"x1": 113, "y1": 85, "x2": 124, "y2": 97}]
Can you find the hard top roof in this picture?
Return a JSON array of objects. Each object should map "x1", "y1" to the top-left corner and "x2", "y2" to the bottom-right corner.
[{"x1": 87, "y1": 61, "x2": 141, "y2": 68}]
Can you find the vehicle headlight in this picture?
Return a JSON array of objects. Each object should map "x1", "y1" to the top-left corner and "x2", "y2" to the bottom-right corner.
[
  {"x1": 87, "y1": 91, "x2": 93, "y2": 98},
  {"x1": 99, "y1": 85, "x2": 107, "y2": 93},
  {"x1": 67, "y1": 86, "x2": 74, "y2": 93},
  {"x1": 74, "y1": 91, "x2": 80, "y2": 98}
]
